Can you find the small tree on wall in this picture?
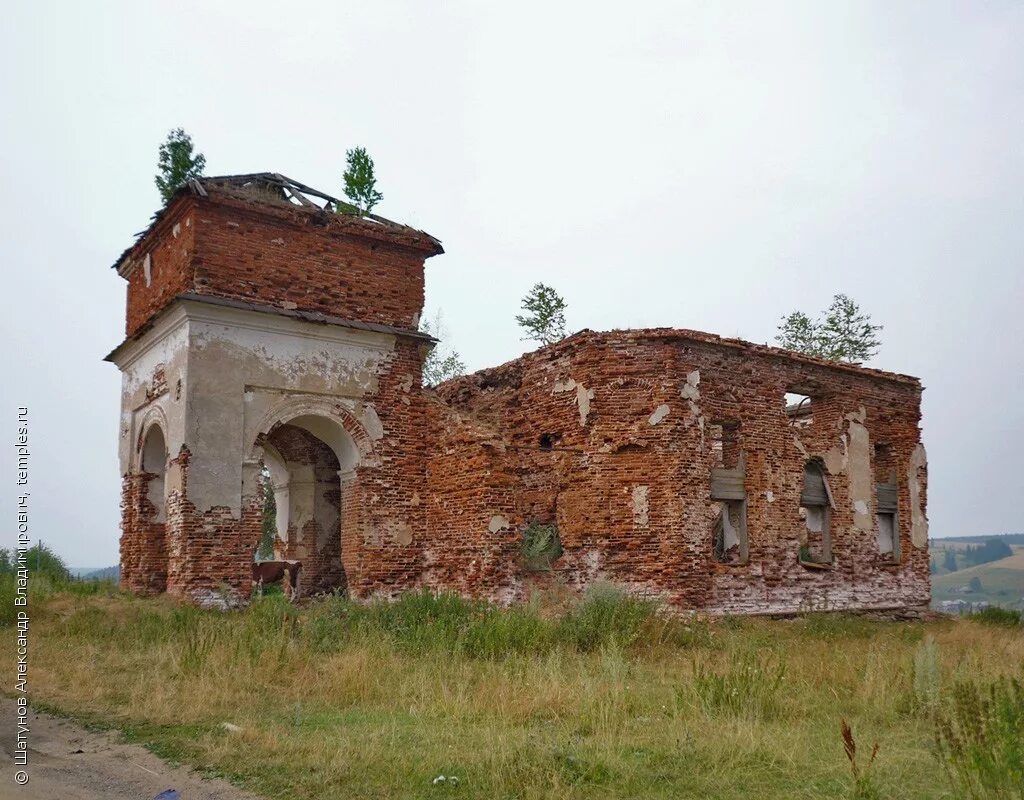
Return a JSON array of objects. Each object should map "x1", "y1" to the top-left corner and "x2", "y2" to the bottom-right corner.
[
  {"x1": 776, "y1": 294, "x2": 882, "y2": 364},
  {"x1": 516, "y1": 283, "x2": 568, "y2": 346},
  {"x1": 420, "y1": 309, "x2": 466, "y2": 386},
  {"x1": 154, "y1": 128, "x2": 206, "y2": 204},
  {"x1": 342, "y1": 146, "x2": 383, "y2": 215}
]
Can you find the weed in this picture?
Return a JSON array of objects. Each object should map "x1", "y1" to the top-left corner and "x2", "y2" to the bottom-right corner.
[
  {"x1": 692, "y1": 648, "x2": 787, "y2": 718},
  {"x1": 555, "y1": 583, "x2": 658, "y2": 652},
  {"x1": 521, "y1": 522, "x2": 563, "y2": 571},
  {"x1": 934, "y1": 675, "x2": 1024, "y2": 799},
  {"x1": 912, "y1": 635, "x2": 941, "y2": 712},
  {"x1": 840, "y1": 719, "x2": 881, "y2": 800},
  {"x1": 969, "y1": 606, "x2": 1022, "y2": 627}
]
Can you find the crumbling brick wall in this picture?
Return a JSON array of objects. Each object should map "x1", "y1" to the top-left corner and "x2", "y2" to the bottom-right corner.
[
  {"x1": 431, "y1": 329, "x2": 930, "y2": 615},
  {"x1": 112, "y1": 176, "x2": 929, "y2": 616},
  {"x1": 119, "y1": 190, "x2": 435, "y2": 338}
]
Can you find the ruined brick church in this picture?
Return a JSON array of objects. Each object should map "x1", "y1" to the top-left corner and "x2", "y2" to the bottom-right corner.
[{"x1": 108, "y1": 174, "x2": 931, "y2": 614}]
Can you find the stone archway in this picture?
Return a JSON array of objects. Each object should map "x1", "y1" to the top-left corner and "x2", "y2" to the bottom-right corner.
[
  {"x1": 123, "y1": 422, "x2": 170, "y2": 594},
  {"x1": 247, "y1": 401, "x2": 372, "y2": 596}
]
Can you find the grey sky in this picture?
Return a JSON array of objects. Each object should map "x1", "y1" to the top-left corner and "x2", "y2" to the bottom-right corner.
[{"x1": 2, "y1": 1, "x2": 1022, "y2": 567}]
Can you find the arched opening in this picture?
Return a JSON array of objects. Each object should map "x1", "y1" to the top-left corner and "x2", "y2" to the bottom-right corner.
[
  {"x1": 139, "y1": 424, "x2": 169, "y2": 592},
  {"x1": 254, "y1": 415, "x2": 357, "y2": 595}
]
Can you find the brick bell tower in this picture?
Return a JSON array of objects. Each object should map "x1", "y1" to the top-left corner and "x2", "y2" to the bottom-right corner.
[{"x1": 106, "y1": 174, "x2": 443, "y2": 606}]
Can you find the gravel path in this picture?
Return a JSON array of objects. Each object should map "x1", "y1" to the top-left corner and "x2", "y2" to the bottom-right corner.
[{"x1": 0, "y1": 699, "x2": 262, "y2": 800}]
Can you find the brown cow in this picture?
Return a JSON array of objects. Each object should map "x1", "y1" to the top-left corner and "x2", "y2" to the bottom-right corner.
[{"x1": 252, "y1": 560, "x2": 301, "y2": 600}]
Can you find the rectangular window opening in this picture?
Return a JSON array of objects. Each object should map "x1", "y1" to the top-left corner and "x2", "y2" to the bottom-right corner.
[
  {"x1": 799, "y1": 462, "x2": 833, "y2": 567},
  {"x1": 710, "y1": 421, "x2": 747, "y2": 564},
  {"x1": 784, "y1": 390, "x2": 814, "y2": 428},
  {"x1": 874, "y1": 443, "x2": 900, "y2": 562}
]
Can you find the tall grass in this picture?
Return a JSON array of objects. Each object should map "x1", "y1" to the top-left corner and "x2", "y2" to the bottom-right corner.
[
  {"x1": 6, "y1": 586, "x2": 1024, "y2": 799},
  {"x1": 934, "y1": 676, "x2": 1024, "y2": 799}
]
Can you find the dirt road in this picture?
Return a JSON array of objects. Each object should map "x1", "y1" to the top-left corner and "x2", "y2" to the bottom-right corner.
[{"x1": 0, "y1": 699, "x2": 261, "y2": 800}]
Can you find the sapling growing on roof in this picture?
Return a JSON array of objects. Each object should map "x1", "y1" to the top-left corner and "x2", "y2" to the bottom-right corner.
[
  {"x1": 154, "y1": 128, "x2": 206, "y2": 205},
  {"x1": 342, "y1": 147, "x2": 383, "y2": 215},
  {"x1": 516, "y1": 283, "x2": 568, "y2": 346}
]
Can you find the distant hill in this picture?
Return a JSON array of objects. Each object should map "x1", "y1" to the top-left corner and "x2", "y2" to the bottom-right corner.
[
  {"x1": 932, "y1": 546, "x2": 1024, "y2": 611},
  {"x1": 933, "y1": 533, "x2": 1024, "y2": 545},
  {"x1": 76, "y1": 565, "x2": 120, "y2": 582}
]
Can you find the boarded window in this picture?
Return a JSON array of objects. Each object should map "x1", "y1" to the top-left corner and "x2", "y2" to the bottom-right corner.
[
  {"x1": 876, "y1": 481, "x2": 899, "y2": 560},
  {"x1": 711, "y1": 442, "x2": 747, "y2": 564},
  {"x1": 799, "y1": 461, "x2": 832, "y2": 566}
]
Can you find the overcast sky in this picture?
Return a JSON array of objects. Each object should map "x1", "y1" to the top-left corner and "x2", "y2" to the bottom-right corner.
[{"x1": 2, "y1": 1, "x2": 1022, "y2": 567}]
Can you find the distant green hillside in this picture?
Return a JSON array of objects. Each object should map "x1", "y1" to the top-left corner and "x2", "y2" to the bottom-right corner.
[
  {"x1": 934, "y1": 532, "x2": 1024, "y2": 545},
  {"x1": 932, "y1": 547, "x2": 1024, "y2": 610}
]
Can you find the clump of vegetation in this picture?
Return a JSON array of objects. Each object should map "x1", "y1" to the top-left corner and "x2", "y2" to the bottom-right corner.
[
  {"x1": 520, "y1": 521, "x2": 562, "y2": 571},
  {"x1": 154, "y1": 128, "x2": 206, "y2": 204},
  {"x1": 968, "y1": 606, "x2": 1022, "y2": 627},
  {"x1": 341, "y1": 146, "x2": 383, "y2": 215},
  {"x1": 840, "y1": 719, "x2": 881, "y2": 800},
  {"x1": 516, "y1": 283, "x2": 568, "y2": 345},
  {"x1": 419, "y1": 309, "x2": 466, "y2": 386},
  {"x1": 554, "y1": 583, "x2": 658, "y2": 652},
  {"x1": 934, "y1": 676, "x2": 1024, "y2": 799},
  {"x1": 961, "y1": 538, "x2": 1014, "y2": 567},
  {"x1": 692, "y1": 647, "x2": 787, "y2": 719},
  {"x1": 912, "y1": 635, "x2": 942, "y2": 712},
  {"x1": 776, "y1": 293, "x2": 882, "y2": 364}
]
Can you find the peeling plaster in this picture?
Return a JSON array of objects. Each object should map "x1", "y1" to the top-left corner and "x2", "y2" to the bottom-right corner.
[
  {"x1": 488, "y1": 515, "x2": 510, "y2": 533},
  {"x1": 359, "y1": 405, "x2": 385, "y2": 441},
  {"x1": 680, "y1": 370, "x2": 700, "y2": 402},
  {"x1": 576, "y1": 384, "x2": 595, "y2": 426},
  {"x1": 765, "y1": 490, "x2": 775, "y2": 503},
  {"x1": 909, "y1": 443, "x2": 929, "y2": 548},
  {"x1": 648, "y1": 404, "x2": 670, "y2": 425},
  {"x1": 391, "y1": 521, "x2": 413, "y2": 546},
  {"x1": 632, "y1": 485, "x2": 650, "y2": 527},
  {"x1": 823, "y1": 438, "x2": 848, "y2": 476},
  {"x1": 553, "y1": 378, "x2": 594, "y2": 426}
]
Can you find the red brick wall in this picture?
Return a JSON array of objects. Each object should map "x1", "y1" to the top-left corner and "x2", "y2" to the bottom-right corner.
[
  {"x1": 121, "y1": 193, "x2": 433, "y2": 338},
  {"x1": 191, "y1": 198, "x2": 428, "y2": 331},
  {"x1": 431, "y1": 330, "x2": 930, "y2": 614},
  {"x1": 119, "y1": 473, "x2": 168, "y2": 595},
  {"x1": 124, "y1": 203, "x2": 196, "y2": 336}
]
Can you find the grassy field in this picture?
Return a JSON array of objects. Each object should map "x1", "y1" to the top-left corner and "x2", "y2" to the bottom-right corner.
[{"x1": 5, "y1": 581, "x2": 1024, "y2": 800}]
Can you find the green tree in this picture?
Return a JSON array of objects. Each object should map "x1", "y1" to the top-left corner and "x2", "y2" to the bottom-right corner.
[
  {"x1": 420, "y1": 310, "x2": 466, "y2": 386},
  {"x1": 154, "y1": 128, "x2": 206, "y2": 204},
  {"x1": 257, "y1": 466, "x2": 276, "y2": 561},
  {"x1": 342, "y1": 146, "x2": 383, "y2": 215},
  {"x1": 943, "y1": 549, "x2": 959, "y2": 573},
  {"x1": 930, "y1": 558, "x2": 938, "y2": 575},
  {"x1": 516, "y1": 283, "x2": 568, "y2": 346},
  {"x1": 967, "y1": 576, "x2": 983, "y2": 593},
  {"x1": 0, "y1": 543, "x2": 70, "y2": 580},
  {"x1": 776, "y1": 294, "x2": 882, "y2": 364}
]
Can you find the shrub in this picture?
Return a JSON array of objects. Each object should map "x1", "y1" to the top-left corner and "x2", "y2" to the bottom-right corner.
[
  {"x1": 934, "y1": 676, "x2": 1024, "y2": 799},
  {"x1": 692, "y1": 648, "x2": 787, "y2": 718},
  {"x1": 912, "y1": 635, "x2": 941, "y2": 712},
  {"x1": 521, "y1": 522, "x2": 562, "y2": 571},
  {"x1": 840, "y1": 719, "x2": 882, "y2": 800},
  {"x1": 555, "y1": 584, "x2": 657, "y2": 652},
  {"x1": 969, "y1": 606, "x2": 1022, "y2": 627},
  {"x1": 460, "y1": 606, "x2": 552, "y2": 659}
]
